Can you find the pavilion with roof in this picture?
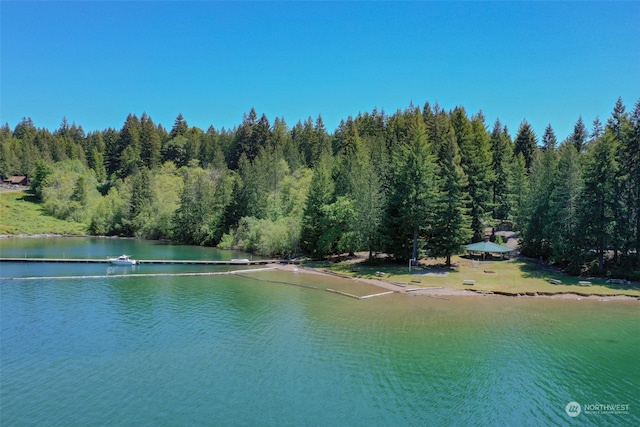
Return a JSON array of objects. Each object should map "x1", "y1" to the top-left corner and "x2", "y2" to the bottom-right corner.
[{"x1": 464, "y1": 241, "x2": 514, "y2": 259}]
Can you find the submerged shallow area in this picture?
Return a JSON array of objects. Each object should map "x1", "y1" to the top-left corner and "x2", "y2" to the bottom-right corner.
[{"x1": 1, "y1": 239, "x2": 638, "y2": 425}]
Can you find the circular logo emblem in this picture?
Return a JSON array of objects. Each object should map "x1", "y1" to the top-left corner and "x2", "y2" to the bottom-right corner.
[{"x1": 565, "y1": 401, "x2": 581, "y2": 417}]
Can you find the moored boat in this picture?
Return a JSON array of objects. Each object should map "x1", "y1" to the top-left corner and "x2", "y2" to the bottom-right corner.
[{"x1": 109, "y1": 254, "x2": 137, "y2": 265}]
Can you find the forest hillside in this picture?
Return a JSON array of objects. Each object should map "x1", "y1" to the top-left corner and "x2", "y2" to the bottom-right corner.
[{"x1": 2, "y1": 98, "x2": 639, "y2": 279}]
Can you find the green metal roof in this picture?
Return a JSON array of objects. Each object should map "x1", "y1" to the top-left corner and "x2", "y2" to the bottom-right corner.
[{"x1": 464, "y1": 241, "x2": 513, "y2": 253}]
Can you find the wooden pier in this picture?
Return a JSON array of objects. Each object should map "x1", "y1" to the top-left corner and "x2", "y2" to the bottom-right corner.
[{"x1": 0, "y1": 257, "x2": 281, "y2": 266}]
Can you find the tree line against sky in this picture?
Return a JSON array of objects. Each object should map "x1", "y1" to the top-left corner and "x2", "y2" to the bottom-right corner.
[{"x1": 1, "y1": 97, "x2": 639, "y2": 278}]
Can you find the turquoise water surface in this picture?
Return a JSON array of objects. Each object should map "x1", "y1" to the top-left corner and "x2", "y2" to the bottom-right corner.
[{"x1": 1, "y1": 238, "x2": 639, "y2": 426}]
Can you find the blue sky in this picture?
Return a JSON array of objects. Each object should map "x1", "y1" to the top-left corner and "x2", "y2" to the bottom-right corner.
[{"x1": 2, "y1": 1, "x2": 639, "y2": 140}]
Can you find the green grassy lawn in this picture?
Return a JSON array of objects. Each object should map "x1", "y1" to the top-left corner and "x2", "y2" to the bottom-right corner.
[
  {"x1": 321, "y1": 255, "x2": 640, "y2": 297},
  {"x1": 0, "y1": 190, "x2": 87, "y2": 235}
]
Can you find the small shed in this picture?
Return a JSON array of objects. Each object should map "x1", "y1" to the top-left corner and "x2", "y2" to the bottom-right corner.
[{"x1": 464, "y1": 241, "x2": 514, "y2": 259}]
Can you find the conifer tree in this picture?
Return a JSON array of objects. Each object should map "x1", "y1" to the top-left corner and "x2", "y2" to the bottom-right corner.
[
  {"x1": 300, "y1": 147, "x2": 335, "y2": 257},
  {"x1": 356, "y1": 137, "x2": 386, "y2": 259},
  {"x1": 30, "y1": 160, "x2": 55, "y2": 199},
  {"x1": 117, "y1": 114, "x2": 142, "y2": 178},
  {"x1": 170, "y1": 113, "x2": 188, "y2": 138},
  {"x1": 385, "y1": 108, "x2": 437, "y2": 261},
  {"x1": 0, "y1": 123, "x2": 10, "y2": 140},
  {"x1": 162, "y1": 136, "x2": 189, "y2": 168},
  {"x1": 490, "y1": 120, "x2": 513, "y2": 220},
  {"x1": 430, "y1": 116, "x2": 471, "y2": 265},
  {"x1": 520, "y1": 125, "x2": 558, "y2": 259},
  {"x1": 452, "y1": 108, "x2": 494, "y2": 241},
  {"x1": 236, "y1": 153, "x2": 269, "y2": 219},
  {"x1": 605, "y1": 98, "x2": 632, "y2": 263},
  {"x1": 33, "y1": 129, "x2": 55, "y2": 163},
  {"x1": 608, "y1": 98, "x2": 638, "y2": 263},
  {"x1": 89, "y1": 148, "x2": 106, "y2": 182},
  {"x1": 571, "y1": 116, "x2": 588, "y2": 153},
  {"x1": 172, "y1": 165, "x2": 232, "y2": 245},
  {"x1": 542, "y1": 124, "x2": 558, "y2": 152},
  {"x1": 514, "y1": 120, "x2": 538, "y2": 171},
  {"x1": 608, "y1": 97, "x2": 627, "y2": 141},
  {"x1": 294, "y1": 117, "x2": 317, "y2": 168},
  {"x1": 333, "y1": 117, "x2": 360, "y2": 196},
  {"x1": 228, "y1": 108, "x2": 267, "y2": 168},
  {"x1": 333, "y1": 119, "x2": 385, "y2": 258},
  {"x1": 590, "y1": 117, "x2": 604, "y2": 143},
  {"x1": 12, "y1": 117, "x2": 40, "y2": 169},
  {"x1": 103, "y1": 128, "x2": 121, "y2": 177},
  {"x1": 184, "y1": 127, "x2": 204, "y2": 166},
  {"x1": 629, "y1": 99, "x2": 640, "y2": 262},
  {"x1": 425, "y1": 103, "x2": 448, "y2": 156},
  {"x1": 579, "y1": 129, "x2": 619, "y2": 273},
  {"x1": 548, "y1": 141, "x2": 583, "y2": 271},
  {"x1": 422, "y1": 101, "x2": 435, "y2": 136},
  {"x1": 200, "y1": 126, "x2": 226, "y2": 170},
  {"x1": 314, "y1": 116, "x2": 331, "y2": 165},
  {"x1": 355, "y1": 108, "x2": 386, "y2": 140},
  {"x1": 468, "y1": 114, "x2": 495, "y2": 240},
  {"x1": 140, "y1": 113, "x2": 162, "y2": 170},
  {"x1": 510, "y1": 153, "x2": 529, "y2": 228},
  {"x1": 267, "y1": 117, "x2": 300, "y2": 172},
  {"x1": 127, "y1": 168, "x2": 153, "y2": 235}
]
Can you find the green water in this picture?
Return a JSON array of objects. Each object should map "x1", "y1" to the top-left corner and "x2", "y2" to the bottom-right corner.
[{"x1": 1, "y1": 238, "x2": 639, "y2": 426}]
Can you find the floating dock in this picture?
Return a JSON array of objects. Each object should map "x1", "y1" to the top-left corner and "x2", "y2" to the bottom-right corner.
[
  {"x1": 0, "y1": 257, "x2": 282, "y2": 266},
  {"x1": 2, "y1": 267, "x2": 278, "y2": 281}
]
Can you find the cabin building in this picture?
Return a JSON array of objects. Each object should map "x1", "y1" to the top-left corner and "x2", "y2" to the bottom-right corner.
[{"x1": 3, "y1": 175, "x2": 29, "y2": 186}]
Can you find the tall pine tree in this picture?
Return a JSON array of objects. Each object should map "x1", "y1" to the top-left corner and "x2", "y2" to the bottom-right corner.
[
  {"x1": 606, "y1": 97, "x2": 632, "y2": 263},
  {"x1": 520, "y1": 125, "x2": 557, "y2": 259},
  {"x1": 571, "y1": 116, "x2": 588, "y2": 153},
  {"x1": 385, "y1": 108, "x2": 438, "y2": 261},
  {"x1": 629, "y1": 99, "x2": 640, "y2": 263},
  {"x1": 430, "y1": 115, "x2": 471, "y2": 265},
  {"x1": 579, "y1": 129, "x2": 619, "y2": 273},
  {"x1": 514, "y1": 120, "x2": 537, "y2": 171},
  {"x1": 490, "y1": 120, "x2": 513, "y2": 220},
  {"x1": 140, "y1": 113, "x2": 162, "y2": 170},
  {"x1": 300, "y1": 147, "x2": 335, "y2": 257},
  {"x1": 548, "y1": 141, "x2": 583, "y2": 272}
]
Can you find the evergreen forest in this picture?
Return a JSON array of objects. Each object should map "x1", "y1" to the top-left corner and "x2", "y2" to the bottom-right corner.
[{"x1": 2, "y1": 98, "x2": 639, "y2": 279}]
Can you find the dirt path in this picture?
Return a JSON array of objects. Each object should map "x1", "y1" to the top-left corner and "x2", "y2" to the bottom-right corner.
[{"x1": 0, "y1": 186, "x2": 28, "y2": 194}]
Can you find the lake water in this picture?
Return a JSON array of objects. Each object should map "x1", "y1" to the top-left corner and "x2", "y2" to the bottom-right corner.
[{"x1": 1, "y1": 238, "x2": 639, "y2": 426}]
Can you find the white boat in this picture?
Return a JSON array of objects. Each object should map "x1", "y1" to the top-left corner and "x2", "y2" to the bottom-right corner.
[{"x1": 109, "y1": 255, "x2": 137, "y2": 265}]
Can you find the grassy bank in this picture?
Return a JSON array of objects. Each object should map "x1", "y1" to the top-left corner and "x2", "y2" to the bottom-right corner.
[
  {"x1": 321, "y1": 255, "x2": 640, "y2": 298},
  {"x1": 0, "y1": 190, "x2": 87, "y2": 236}
]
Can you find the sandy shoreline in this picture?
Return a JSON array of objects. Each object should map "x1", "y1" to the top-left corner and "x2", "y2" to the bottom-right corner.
[{"x1": 272, "y1": 264, "x2": 640, "y2": 302}]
